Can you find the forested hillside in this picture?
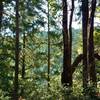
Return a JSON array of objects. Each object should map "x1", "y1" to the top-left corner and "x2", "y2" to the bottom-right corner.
[{"x1": 0, "y1": 0, "x2": 100, "y2": 100}]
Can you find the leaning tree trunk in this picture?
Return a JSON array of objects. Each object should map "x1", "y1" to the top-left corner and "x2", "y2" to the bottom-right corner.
[
  {"x1": 82, "y1": 0, "x2": 89, "y2": 94},
  {"x1": 61, "y1": 0, "x2": 72, "y2": 87},
  {"x1": 89, "y1": 0, "x2": 97, "y2": 86},
  {"x1": 13, "y1": 0, "x2": 19, "y2": 99}
]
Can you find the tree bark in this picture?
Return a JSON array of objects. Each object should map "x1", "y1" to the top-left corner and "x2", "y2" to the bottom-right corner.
[
  {"x1": 94, "y1": 53, "x2": 100, "y2": 60},
  {"x1": 13, "y1": 0, "x2": 19, "y2": 99},
  {"x1": 47, "y1": 0, "x2": 50, "y2": 87},
  {"x1": 61, "y1": 0, "x2": 72, "y2": 87},
  {"x1": 72, "y1": 54, "x2": 83, "y2": 74},
  {"x1": 0, "y1": 0, "x2": 3, "y2": 29},
  {"x1": 82, "y1": 0, "x2": 89, "y2": 93},
  {"x1": 89, "y1": 0, "x2": 97, "y2": 86},
  {"x1": 69, "y1": 0, "x2": 75, "y2": 81},
  {"x1": 69, "y1": 0, "x2": 74, "y2": 55}
]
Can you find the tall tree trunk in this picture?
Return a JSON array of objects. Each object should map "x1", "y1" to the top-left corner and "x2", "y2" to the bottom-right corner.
[
  {"x1": 47, "y1": 0, "x2": 50, "y2": 87},
  {"x1": 13, "y1": 0, "x2": 19, "y2": 99},
  {"x1": 82, "y1": 0, "x2": 89, "y2": 93},
  {"x1": 22, "y1": 32, "x2": 25, "y2": 79},
  {"x1": 89, "y1": 0, "x2": 97, "y2": 86},
  {"x1": 69, "y1": 0, "x2": 74, "y2": 85},
  {"x1": 21, "y1": 32, "x2": 26, "y2": 97},
  {"x1": 69, "y1": 0, "x2": 74, "y2": 56},
  {"x1": 0, "y1": 0, "x2": 3, "y2": 29},
  {"x1": 61, "y1": 0, "x2": 72, "y2": 87}
]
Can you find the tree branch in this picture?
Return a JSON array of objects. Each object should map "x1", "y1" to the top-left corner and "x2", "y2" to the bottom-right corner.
[
  {"x1": 71, "y1": 53, "x2": 100, "y2": 74},
  {"x1": 72, "y1": 54, "x2": 83, "y2": 74},
  {"x1": 94, "y1": 53, "x2": 100, "y2": 60}
]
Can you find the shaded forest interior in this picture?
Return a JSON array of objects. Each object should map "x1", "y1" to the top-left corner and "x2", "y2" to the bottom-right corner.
[{"x1": 0, "y1": 0, "x2": 100, "y2": 100}]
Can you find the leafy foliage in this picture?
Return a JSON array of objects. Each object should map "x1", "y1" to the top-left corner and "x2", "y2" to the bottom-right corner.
[{"x1": 0, "y1": 0, "x2": 100, "y2": 99}]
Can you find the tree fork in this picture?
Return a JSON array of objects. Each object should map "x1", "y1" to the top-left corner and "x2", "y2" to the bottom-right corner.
[{"x1": 61, "y1": 0, "x2": 72, "y2": 87}]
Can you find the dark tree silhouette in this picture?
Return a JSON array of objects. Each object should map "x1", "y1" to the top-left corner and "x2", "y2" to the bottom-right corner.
[
  {"x1": 89, "y1": 0, "x2": 97, "y2": 86},
  {"x1": 13, "y1": 0, "x2": 19, "y2": 99},
  {"x1": 47, "y1": 0, "x2": 50, "y2": 87},
  {"x1": 82, "y1": 0, "x2": 89, "y2": 92},
  {"x1": 0, "y1": 0, "x2": 3, "y2": 29},
  {"x1": 61, "y1": 0, "x2": 75, "y2": 87},
  {"x1": 69, "y1": 0, "x2": 74, "y2": 55}
]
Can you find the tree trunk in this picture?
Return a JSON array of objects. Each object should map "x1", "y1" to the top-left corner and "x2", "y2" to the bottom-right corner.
[
  {"x1": 69, "y1": 0, "x2": 74, "y2": 82},
  {"x1": 89, "y1": 0, "x2": 97, "y2": 86},
  {"x1": 69, "y1": 0, "x2": 74, "y2": 56},
  {"x1": 0, "y1": 0, "x2": 3, "y2": 29},
  {"x1": 13, "y1": 0, "x2": 19, "y2": 99},
  {"x1": 82, "y1": 0, "x2": 89, "y2": 93},
  {"x1": 22, "y1": 32, "x2": 25, "y2": 79},
  {"x1": 61, "y1": 0, "x2": 72, "y2": 87},
  {"x1": 21, "y1": 32, "x2": 26, "y2": 97},
  {"x1": 47, "y1": 0, "x2": 50, "y2": 87}
]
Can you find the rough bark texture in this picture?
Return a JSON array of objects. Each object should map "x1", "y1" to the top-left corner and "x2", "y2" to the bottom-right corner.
[
  {"x1": 13, "y1": 0, "x2": 19, "y2": 99},
  {"x1": 61, "y1": 0, "x2": 72, "y2": 87},
  {"x1": 89, "y1": 0, "x2": 97, "y2": 86},
  {"x1": 82, "y1": 0, "x2": 89, "y2": 92}
]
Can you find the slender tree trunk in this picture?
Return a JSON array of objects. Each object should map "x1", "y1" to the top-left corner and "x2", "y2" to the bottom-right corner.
[
  {"x1": 69, "y1": 0, "x2": 74, "y2": 56},
  {"x1": 22, "y1": 32, "x2": 25, "y2": 79},
  {"x1": 13, "y1": 0, "x2": 19, "y2": 99},
  {"x1": 89, "y1": 0, "x2": 97, "y2": 86},
  {"x1": 82, "y1": 0, "x2": 89, "y2": 93},
  {"x1": 0, "y1": 0, "x2": 3, "y2": 29},
  {"x1": 47, "y1": 0, "x2": 50, "y2": 87},
  {"x1": 69, "y1": 0, "x2": 74, "y2": 85},
  {"x1": 21, "y1": 32, "x2": 26, "y2": 97},
  {"x1": 61, "y1": 0, "x2": 72, "y2": 87}
]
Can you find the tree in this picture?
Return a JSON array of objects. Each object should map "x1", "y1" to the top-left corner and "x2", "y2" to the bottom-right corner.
[
  {"x1": 0, "y1": 0, "x2": 100, "y2": 99},
  {"x1": 89, "y1": 0, "x2": 97, "y2": 86},
  {"x1": 13, "y1": 0, "x2": 19, "y2": 99},
  {"x1": 47, "y1": 0, "x2": 50, "y2": 88},
  {"x1": 62, "y1": 0, "x2": 71, "y2": 87},
  {"x1": 82, "y1": 0, "x2": 89, "y2": 93},
  {"x1": 0, "y1": 0, "x2": 3, "y2": 29}
]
